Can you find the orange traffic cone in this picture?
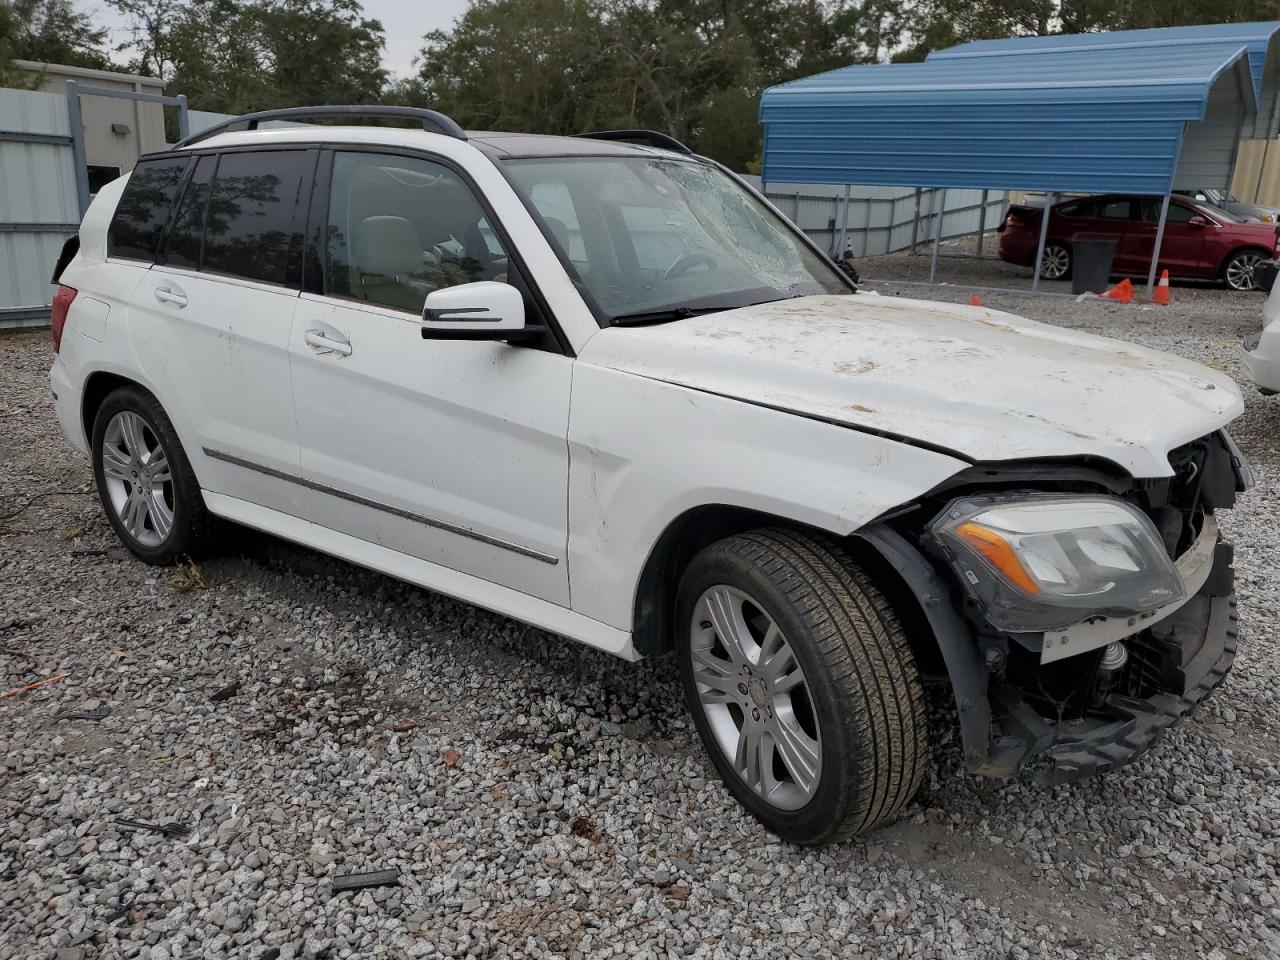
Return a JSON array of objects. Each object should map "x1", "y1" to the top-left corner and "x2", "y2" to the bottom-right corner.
[
  {"x1": 1102, "y1": 278, "x2": 1134, "y2": 304},
  {"x1": 970, "y1": 295, "x2": 982, "y2": 306},
  {"x1": 1152, "y1": 270, "x2": 1171, "y2": 305}
]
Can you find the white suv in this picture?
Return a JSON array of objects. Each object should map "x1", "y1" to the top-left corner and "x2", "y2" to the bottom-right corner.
[{"x1": 50, "y1": 107, "x2": 1249, "y2": 844}]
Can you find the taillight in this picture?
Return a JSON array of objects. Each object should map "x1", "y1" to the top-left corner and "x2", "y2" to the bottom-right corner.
[
  {"x1": 1004, "y1": 213, "x2": 1024, "y2": 230},
  {"x1": 51, "y1": 284, "x2": 77, "y2": 353}
]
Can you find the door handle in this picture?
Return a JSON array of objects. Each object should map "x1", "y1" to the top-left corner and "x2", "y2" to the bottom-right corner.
[
  {"x1": 304, "y1": 329, "x2": 352, "y2": 357},
  {"x1": 153, "y1": 286, "x2": 187, "y2": 308}
]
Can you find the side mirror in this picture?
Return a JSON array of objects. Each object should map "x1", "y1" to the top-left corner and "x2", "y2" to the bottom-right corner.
[
  {"x1": 420, "y1": 281, "x2": 543, "y2": 343},
  {"x1": 1186, "y1": 215, "x2": 1210, "y2": 228}
]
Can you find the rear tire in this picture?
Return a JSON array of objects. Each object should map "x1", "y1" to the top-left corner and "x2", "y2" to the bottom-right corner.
[
  {"x1": 91, "y1": 386, "x2": 215, "y2": 564},
  {"x1": 1037, "y1": 242, "x2": 1072, "y2": 281},
  {"x1": 676, "y1": 528, "x2": 928, "y2": 845}
]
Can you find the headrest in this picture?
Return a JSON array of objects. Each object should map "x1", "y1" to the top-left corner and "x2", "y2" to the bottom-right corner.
[
  {"x1": 355, "y1": 216, "x2": 422, "y2": 278},
  {"x1": 543, "y1": 216, "x2": 571, "y2": 254}
]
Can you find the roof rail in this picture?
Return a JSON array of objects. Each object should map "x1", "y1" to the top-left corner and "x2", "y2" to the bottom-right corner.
[
  {"x1": 574, "y1": 129, "x2": 693, "y2": 155},
  {"x1": 175, "y1": 105, "x2": 468, "y2": 148}
]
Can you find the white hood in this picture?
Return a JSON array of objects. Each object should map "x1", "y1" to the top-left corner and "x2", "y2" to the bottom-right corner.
[{"x1": 579, "y1": 294, "x2": 1243, "y2": 478}]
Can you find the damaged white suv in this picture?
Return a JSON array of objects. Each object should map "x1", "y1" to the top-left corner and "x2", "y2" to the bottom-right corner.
[{"x1": 49, "y1": 108, "x2": 1249, "y2": 844}]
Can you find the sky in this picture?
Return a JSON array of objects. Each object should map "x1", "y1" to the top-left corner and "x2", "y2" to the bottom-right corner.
[{"x1": 74, "y1": 0, "x2": 473, "y2": 78}]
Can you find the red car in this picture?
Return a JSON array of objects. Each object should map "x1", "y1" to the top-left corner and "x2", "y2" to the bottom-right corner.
[{"x1": 998, "y1": 194, "x2": 1280, "y2": 290}]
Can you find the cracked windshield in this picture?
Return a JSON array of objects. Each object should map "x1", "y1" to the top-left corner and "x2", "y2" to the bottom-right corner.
[{"x1": 504, "y1": 156, "x2": 849, "y2": 322}]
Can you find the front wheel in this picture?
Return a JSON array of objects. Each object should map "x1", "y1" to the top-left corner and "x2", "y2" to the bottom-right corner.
[
  {"x1": 1222, "y1": 249, "x2": 1267, "y2": 291},
  {"x1": 676, "y1": 529, "x2": 928, "y2": 845}
]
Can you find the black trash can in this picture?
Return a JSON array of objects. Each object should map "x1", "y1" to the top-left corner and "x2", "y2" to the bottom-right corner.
[{"x1": 1071, "y1": 237, "x2": 1117, "y2": 295}]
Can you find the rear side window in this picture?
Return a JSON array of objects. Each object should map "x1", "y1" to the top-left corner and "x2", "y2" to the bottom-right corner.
[
  {"x1": 108, "y1": 156, "x2": 188, "y2": 261},
  {"x1": 164, "y1": 155, "x2": 215, "y2": 270},
  {"x1": 202, "y1": 150, "x2": 310, "y2": 286}
]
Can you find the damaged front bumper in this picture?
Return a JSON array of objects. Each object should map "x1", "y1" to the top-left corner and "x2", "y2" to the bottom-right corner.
[
  {"x1": 857, "y1": 519, "x2": 1238, "y2": 789},
  {"x1": 991, "y1": 589, "x2": 1237, "y2": 785}
]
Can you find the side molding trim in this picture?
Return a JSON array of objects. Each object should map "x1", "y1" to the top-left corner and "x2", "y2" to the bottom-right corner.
[{"x1": 202, "y1": 447, "x2": 560, "y2": 565}]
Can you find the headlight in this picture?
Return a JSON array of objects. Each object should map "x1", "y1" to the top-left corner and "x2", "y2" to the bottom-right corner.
[{"x1": 931, "y1": 495, "x2": 1184, "y2": 633}]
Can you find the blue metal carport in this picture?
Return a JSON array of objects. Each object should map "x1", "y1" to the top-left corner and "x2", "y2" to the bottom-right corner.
[
  {"x1": 759, "y1": 28, "x2": 1268, "y2": 294},
  {"x1": 931, "y1": 21, "x2": 1280, "y2": 139}
]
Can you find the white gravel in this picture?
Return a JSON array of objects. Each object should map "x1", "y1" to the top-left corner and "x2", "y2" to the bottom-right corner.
[{"x1": 2, "y1": 276, "x2": 1279, "y2": 959}]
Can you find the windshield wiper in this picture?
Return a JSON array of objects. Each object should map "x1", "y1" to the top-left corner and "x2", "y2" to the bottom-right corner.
[{"x1": 610, "y1": 305, "x2": 731, "y2": 327}]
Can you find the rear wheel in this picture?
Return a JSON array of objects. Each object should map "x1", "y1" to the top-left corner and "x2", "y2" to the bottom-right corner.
[
  {"x1": 1037, "y1": 242, "x2": 1072, "y2": 281},
  {"x1": 91, "y1": 386, "x2": 214, "y2": 563},
  {"x1": 1222, "y1": 249, "x2": 1267, "y2": 291},
  {"x1": 676, "y1": 528, "x2": 928, "y2": 845}
]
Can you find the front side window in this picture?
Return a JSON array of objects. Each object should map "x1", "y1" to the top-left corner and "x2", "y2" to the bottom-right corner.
[
  {"x1": 202, "y1": 150, "x2": 310, "y2": 286},
  {"x1": 502, "y1": 156, "x2": 849, "y2": 322},
  {"x1": 326, "y1": 152, "x2": 510, "y2": 314},
  {"x1": 108, "y1": 156, "x2": 188, "y2": 261}
]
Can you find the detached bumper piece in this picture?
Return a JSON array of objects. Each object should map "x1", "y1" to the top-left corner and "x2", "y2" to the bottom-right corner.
[{"x1": 996, "y1": 592, "x2": 1237, "y2": 786}]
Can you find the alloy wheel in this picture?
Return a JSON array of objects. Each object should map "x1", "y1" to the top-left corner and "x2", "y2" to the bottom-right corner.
[
  {"x1": 1226, "y1": 253, "x2": 1263, "y2": 291},
  {"x1": 1038, "y1": 244, "x2": 1070, "y2": 280},
  {"x1": 100, "y1": 410, "x2": 175, "y2": 547},
  {"x1": 689, "y1": 585, "x2": 822, "y2": 811}
]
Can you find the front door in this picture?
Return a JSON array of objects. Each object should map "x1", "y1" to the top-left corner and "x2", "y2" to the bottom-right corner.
[
  {"x1": 1131, "y1": 199, "x2": 1208, "y2": 278},
  {"x1": 131, "y1": 148, "x2": 315, "y2": 516},
  {"x1": 289, "y1": 150, "x2": 572, "y2": 604}
]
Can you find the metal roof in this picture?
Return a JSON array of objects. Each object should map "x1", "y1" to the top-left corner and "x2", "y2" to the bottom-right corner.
[
  {"x1": 930, "y1": 21, "x2": 1280, "y2": 138},
  {"x1": 759, "y1": 43, "x2": 1256, "y2": 194}
]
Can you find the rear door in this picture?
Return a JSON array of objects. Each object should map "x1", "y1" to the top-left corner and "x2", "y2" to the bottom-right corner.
[
  {"x1": 1042, "y1": 197, "x2": 1136, "y2": 269},
  {"x1": 1076, "y1": 198, "x2": 1145, "y2": 271},
  {"x1": 129, "y1": 148, "x2": 315, "y2": 516}
]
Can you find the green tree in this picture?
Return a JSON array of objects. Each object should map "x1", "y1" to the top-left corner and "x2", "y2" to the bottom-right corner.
[
  {"x1": 0, "y1": 0, "x2": 114, "y2": 84},
  {"x1": 108, "y1": 0, "x2": 387, "y2": 112}
]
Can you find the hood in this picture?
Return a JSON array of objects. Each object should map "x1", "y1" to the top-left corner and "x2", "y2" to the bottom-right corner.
[{"x1": 578, "y1": 294, "x2": 1243, "y2": 477}]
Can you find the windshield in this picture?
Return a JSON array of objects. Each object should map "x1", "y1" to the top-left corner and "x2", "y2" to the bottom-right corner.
[{"x1": 502, "y1": 156, "x2": 850, "y2": 323}]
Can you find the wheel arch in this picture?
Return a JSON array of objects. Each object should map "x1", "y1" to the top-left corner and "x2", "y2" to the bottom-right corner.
[
  {"x1": 1220, "y1": 244, "x2": 1274, "y2": 283},
  {"x1": 81, "y1": 369, "x2": 139, "y2": 442},
  {"x1": 631, "y1": 504, "x2": 834, "y2": 657},
  {"x1": 635, "y1": 506, "x2": 998, "y2": 778}
]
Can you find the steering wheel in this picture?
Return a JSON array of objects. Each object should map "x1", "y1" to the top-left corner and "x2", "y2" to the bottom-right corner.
[{"x1": 661, "y1": 252, "x2": 717, "y2": 282}]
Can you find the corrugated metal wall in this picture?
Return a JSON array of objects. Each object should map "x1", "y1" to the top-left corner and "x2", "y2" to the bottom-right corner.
[
  {"x1": 0, "y1": 88, "x2": 79, "y2": 325},
  {"x1": 746, "y1": 179, "x2": 1008, "y2": 256},
  {"x1": 1174, "y1": 72, "x2": 1249, "y2": 191},
  {"x1": 1232, "y1": 139, "x2": 1280, "y2": 206}
]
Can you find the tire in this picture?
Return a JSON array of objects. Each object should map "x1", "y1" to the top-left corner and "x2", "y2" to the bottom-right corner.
[
  {"x1": 91, "y1": 385, "x2": 215, "y2": 564},
  {"x1": 675, "y1": 528, "x2": 928, "y2": 845},
  {"x1": 1221, "y1": 248, "x2": 1268, "y2": 291},
  {"x1": 1037, "y1": 242, "x2": 1072, "y2": 281}
]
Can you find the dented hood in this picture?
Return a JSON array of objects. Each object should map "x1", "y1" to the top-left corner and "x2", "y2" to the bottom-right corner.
[{"x1": 579, "y1": 293, "x2": 1243, "y2": 477}]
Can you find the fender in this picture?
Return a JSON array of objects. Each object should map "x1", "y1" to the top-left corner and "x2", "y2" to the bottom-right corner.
[
  {"x1": 852, "y1": 522, "x2": 998, "y2": 775},
  {"x1": 565, "y1": 362, "x2": 970, "y2": 631}
]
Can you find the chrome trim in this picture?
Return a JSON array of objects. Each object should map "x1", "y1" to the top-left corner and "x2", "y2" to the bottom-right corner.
[
  {"x1": 202, "y1": 447, "x2": 559, "y2": 565},
  {"x1": 1039, "y1": 513, "x2": 1219, "y2": 663}
]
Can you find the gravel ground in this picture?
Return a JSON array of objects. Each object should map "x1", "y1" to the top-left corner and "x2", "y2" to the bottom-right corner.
[{"x1": 2, "y1": 276, "x2": 1279, "y2": 959}]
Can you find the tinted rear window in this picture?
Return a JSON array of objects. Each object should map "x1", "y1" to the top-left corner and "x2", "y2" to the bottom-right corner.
[
  {"x1": 202, "y1": 150, "x2": 309, "y2": 286},
  {"x1": 164, "y1": 155, "x2": 215, "y2": 270},
  {"x1": 108, "y1": 157, "x2": 188, "y2": 261}
]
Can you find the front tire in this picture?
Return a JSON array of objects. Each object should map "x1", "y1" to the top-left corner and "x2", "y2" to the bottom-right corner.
[
  {"x1": 1222, "y1": 249, "x2": 1267, "y2": 291},
  {"x1": 91, "y1": 386, "x2": 214, "y2": 564},
  {"x1": 676, "y1": 529, "x2": 928, "y2": 845}
]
